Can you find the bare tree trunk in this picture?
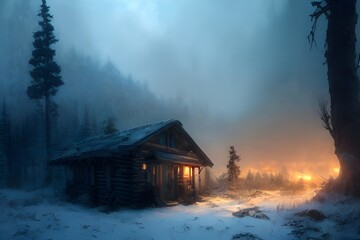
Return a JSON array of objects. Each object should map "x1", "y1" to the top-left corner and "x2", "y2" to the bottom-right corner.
[{"x1": 326, "y1": 0, "x2": 360, "y2": 196}]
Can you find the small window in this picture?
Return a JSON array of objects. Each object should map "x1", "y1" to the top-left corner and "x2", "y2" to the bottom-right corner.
[
  {"x1": 141, "y1": 163, "x2": 147, "y2": 171},
  {"x1": 169, "y1": 133, "x2": 177, "y2": 148},
  {"x1": 156, "y1": 133, "x2": 167, "y2": 146}
]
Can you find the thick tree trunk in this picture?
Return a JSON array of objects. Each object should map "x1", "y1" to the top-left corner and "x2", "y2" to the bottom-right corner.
[{"x1": 326, "y1": 0, "x2": 360, "y2": 196}]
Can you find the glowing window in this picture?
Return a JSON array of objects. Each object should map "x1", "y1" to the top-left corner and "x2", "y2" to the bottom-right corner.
[
  {"x1": 141, "y1": 163, "x2": 147, "y2": 171},
  {"x1": 183, "y1": 166, "x2": 190, "y2": 178}
]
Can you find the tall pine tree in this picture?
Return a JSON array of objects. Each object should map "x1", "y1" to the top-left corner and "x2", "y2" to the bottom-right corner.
[
  {"x1": 226, "y1": 146, "x2": 241, "y2": 182},
  {"x1": 28, "y1": 0, "x2": 63, "y2": 168},
  {"x1": 0, "y1": 100, "x2": 11, "y2": 186}
]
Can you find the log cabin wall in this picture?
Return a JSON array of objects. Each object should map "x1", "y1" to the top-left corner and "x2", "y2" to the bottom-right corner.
[
  {"x1": 104, "y1": 152, "x2": 151, "y2": 207},
  {"x1": 52, "y1": 120, "x2": 214, "y2": 207},
  {"x1": 129, "y1": 155, "x2": 150, "y2": 205},
  {"x1": 94, "y1": 160, "x2": 107, "y2": 204},
  {"x1": 65, "y1": 161, "x2": 92, "y2": 201},
  {"x1": 109, "y1": 160, "x2": 124, "y2": 205},
  {"x1": 107, "y1": 155, "x2": 133, "y2": 206},
  {"x1": 64, "y1": 153, "x2": 207, "y2": 206}
]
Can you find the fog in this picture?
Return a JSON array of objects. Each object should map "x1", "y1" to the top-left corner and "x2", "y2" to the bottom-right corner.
[{"x1": 0, "y1": 0, "x2": 340, "y2": 185}]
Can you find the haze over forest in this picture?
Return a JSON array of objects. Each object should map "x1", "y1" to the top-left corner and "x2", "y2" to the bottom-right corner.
[{"x1": 2, "y1": 0, "x2": 355, "y2": 182}]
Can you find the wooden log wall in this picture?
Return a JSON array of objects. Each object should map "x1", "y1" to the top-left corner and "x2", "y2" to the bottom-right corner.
[
  {"x1": 94, "y1": 161, "x2": 107, "y2": 204},
  {"x1": 63, "y1": 147, "x2": 207, "y2": 206},
  {"x1": 131, "y1": 157, "x2": 150, "y2": 205},
  {"x1": 106, "y1": 151, "x2": 150, "y2": 206},
  {"x1": 110, "y1": 155, "x2": 133, "y2": 205}
]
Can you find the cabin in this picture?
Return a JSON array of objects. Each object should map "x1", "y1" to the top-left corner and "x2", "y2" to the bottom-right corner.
[{"x1": 49, "y1": 120, "x2": 213, "y2": 207}]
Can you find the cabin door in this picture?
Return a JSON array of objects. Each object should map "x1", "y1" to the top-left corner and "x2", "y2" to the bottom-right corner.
[{"x1": 165, "y1": 164, "x2": 178, "y2": 201}]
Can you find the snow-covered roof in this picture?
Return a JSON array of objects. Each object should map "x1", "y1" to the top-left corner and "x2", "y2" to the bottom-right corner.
[
  {"x1": 50, "y1": 120, "x2": 213, "y2": 166},
  {"x1": 54, "y1": 119, "x2": 180, "y2": 161}
]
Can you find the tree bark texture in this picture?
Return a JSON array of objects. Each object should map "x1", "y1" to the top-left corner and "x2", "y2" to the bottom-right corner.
[
  {"x1": 326, "y1": 0, "x2": 360, "y2": 196},
  {"x1": 45, "y1": 95, "x2": 51, "y2": 180}
]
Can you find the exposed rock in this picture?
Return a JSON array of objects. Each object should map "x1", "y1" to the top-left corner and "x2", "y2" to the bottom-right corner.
[
  {"x1": 232, "y1": 232, "x2": 262, "y2": 240},
  {"x1": 296, "y1": 209, "x2": 326, "y2": 221},
  {"x1": 232, "y1": 207, "x2": 269, "y2": 220}
]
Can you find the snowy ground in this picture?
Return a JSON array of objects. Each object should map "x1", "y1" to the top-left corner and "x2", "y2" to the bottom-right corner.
[{"x1": 0, "y1": 188, "x2": 359, "y2": 240}]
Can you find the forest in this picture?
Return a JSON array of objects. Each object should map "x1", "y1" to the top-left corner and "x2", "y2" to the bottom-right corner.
[
  {"x1": 0, "y1": 0, "x2": 192, "y2": 188},
  {"x1": 1, "y1": 0, "x2": 360, "y2": 239}
]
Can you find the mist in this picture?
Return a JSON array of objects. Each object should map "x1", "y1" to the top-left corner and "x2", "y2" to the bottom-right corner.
[{"x1": 0, "y1": 0, "x2": 340, "y2": 186}]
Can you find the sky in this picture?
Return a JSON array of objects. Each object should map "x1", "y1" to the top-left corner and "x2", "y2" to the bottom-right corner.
[
  {"x1": 50, "y1": 0, "x2": 291, "y2": 118},
  {"x1": 1, "y1": 0, "x2": 340, "y2": 181}
]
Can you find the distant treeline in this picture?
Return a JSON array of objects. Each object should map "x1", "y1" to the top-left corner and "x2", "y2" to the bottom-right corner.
[{"x1": 214, "y1": 170, "x2": 310, "y2": 192}]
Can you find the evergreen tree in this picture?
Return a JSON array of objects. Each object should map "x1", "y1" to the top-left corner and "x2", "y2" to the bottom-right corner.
[
  {"x1": 0, "y1": 100, "x2": 11, "y2": 186},
  {"x1": 80, "y1": 107, "x2": 91, "y2": 139},
  {"x1": 0, "y1": 100, "x2": 11, "y2": 157},
  {"x1": 91, "y1": 112, "x2": 99, "y2": 136},
  {"x1": 27, "y1": 0, "x2": 63, "y2": 165},
  {"x1": 245, "y1": 170, "x2": 254, "y2": 189},
  {"x1": 104, "y1": 117, "x2": 118, "y2": 134},
  {"x1": 254, "y1": 171, "x2": 262, "y2": 186},
  {"x1": 226, "y1": 146, "x2": 241, "y2": 181},
  {"x1": 274, "y1": 173, "x2": 285, "y2": 187},
  {"x1": 245, "y1": 170, "x2": 254, "y2": 182}
]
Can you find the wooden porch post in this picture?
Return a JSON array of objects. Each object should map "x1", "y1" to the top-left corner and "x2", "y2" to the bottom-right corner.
[
  {"x1": 191, "y1": 167, "x2": 196, "y2": 195},
  {"x1": 198, "y1": 167, "x2": 201, "y2": 195}
]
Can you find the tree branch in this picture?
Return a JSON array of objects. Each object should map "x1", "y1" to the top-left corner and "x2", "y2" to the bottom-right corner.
[
  {"x1": 318, "y1": 99, "x2": 334, "y2": 139},
  {"x1": 308, "y1": 1, "x2": 330, "y2": 50}
]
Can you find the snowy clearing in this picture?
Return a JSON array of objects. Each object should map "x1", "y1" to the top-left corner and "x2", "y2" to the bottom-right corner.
[{"x1": 0, "y1": 188, "x2": 359, "y2": 240}]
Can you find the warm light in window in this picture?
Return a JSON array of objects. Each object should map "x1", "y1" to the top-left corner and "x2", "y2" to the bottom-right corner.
[
  {"x1": 183, "y1": 166, "x2": 190, "y2": 178},
  {"x1": 141, "y1": 163, "x2": 147, "y2": 171}
]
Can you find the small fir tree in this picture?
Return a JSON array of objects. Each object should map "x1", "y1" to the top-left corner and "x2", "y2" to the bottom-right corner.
[
  {"x1": 245, "y1": 170, "x2": 254, "y2": 182},
  {"x1": 226, "y1": 146, "x2": 241, "y2": 181},
  {"x1": 27, "y1": 0, "x2": 63, "y2": 164},
  {"x1": 80, "y1": 107, "x2": 91, "y2": 139},
  {"x1": 104, "y1": 118, "x2": 118, "y2": 134}
]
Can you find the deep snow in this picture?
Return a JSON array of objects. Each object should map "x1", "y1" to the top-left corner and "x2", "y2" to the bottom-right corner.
[{"x1": 0, "y1": 188, "x2": 359, "y2": 240}]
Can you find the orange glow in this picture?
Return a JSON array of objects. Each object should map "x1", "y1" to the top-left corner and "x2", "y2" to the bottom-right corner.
[
  {"x1": 333, "y1": 167, "x2": 340, "y2": 175},
  {"x1": 183, "y1": 166, "x2": 190, "y2": 178},
  {"x1": 297, "y1": 175, "x2": 312, "y2": 181}
]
